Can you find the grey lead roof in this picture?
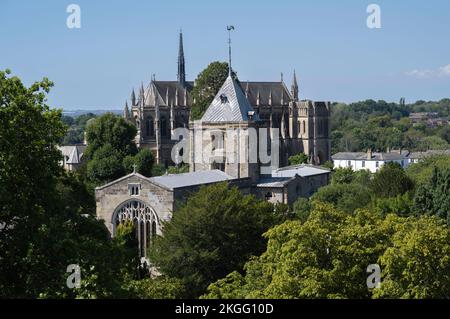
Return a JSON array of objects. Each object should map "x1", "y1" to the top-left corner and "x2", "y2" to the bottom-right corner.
[
  {"x1": 272, "y1": 164, "x2": 331, "y2": 178},
  {"x1": 150, "y1": 170, "x2": 235, "y2": 190},
  {"x1": 256, "y1": 177, "x2": 293, "y2": 188},
  {"x1": 201, "y1": 75, "x2": 260, "y2": 123},
  {"x1": 241, "y1": 81, "x2": 291, "y2": 106},
  {"x1": 58, "y1": 145, "x2": 86, "y2": 164}
]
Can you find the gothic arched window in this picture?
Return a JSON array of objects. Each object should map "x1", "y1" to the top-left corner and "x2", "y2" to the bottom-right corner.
[{"x1": 113, "y1": 200, "x2": 159, "y2": 258}]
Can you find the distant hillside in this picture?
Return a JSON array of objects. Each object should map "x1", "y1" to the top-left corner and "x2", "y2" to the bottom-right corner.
[
  {"x1": 331, "y1": 99, "x2": 450, "y2": 154},
  {"x1": 62, "y1": 109, "x2": 121, "y2": 117}
]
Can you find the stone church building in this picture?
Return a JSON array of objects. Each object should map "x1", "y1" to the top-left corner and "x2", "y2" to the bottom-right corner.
[
  {"x1": 123, "y1": 32, "x2": 331, "y2": 167},
  {"x1": 96, "y1": 31, "x2": 331, "y2": 258}
]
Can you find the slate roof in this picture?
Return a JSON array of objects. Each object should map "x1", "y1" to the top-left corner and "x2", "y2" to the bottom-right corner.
[
  {"x1": 201, "y1": 75, "x2": 260, "y2": 123},
  {"x1": 332, "y1": 152, "x2": 407, "y2": 161},
  {"x1": 240, "y1": 81, "x2": 291, "y2": 106},
  {"x1": 409, "y1": 149, "x2": 450, "y2": 159},
  {"x1": 272, "y1": 164, "x2": 331, "y2": 178},
  {"x1": 58, "y1": 145, "x2": 86, "y2": 164},
  {"x1": 256, "y1": 177, "x2": 294, "y2": 188},
  {"x1": 137, "y1": 80, "x2": 291, "y2": 108},
  {"x1": 96, "y1": 170, "x2": 235, "y2": 191},
  {"x1": 149, "y1": 170, "x2": 235, "y2": 190}
]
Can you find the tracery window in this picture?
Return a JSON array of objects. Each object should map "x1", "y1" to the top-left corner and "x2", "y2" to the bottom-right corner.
[{"x1": 114, "y1": 200, "x2": 158, "y2": 258}]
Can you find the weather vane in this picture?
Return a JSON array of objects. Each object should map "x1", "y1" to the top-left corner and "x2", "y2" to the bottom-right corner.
[{"x1": 227, "y1": 26, "x2": 235, "y2": 76}]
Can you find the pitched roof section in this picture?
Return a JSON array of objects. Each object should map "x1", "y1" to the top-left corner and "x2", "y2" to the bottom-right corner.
[
  {"x1": 201, "y1": 76, "x2": 260, "y2": 123},
  {"x1": 241, "y1": 82, "x2": 291, "y2": 106},
  {"x1": 272, "y1": 164, "x2": 331, "y2": 178},
  {"x1": 58, "y1": 145, "x2": 86, "y2": 164},
  {"x1": 141, "y1": 81, "x2": 194, "y2": 107},
  {"x1": 149, "y1": 170, "x2": 235, "y2": 190},
  {"x1": 332, "y1": 152, "x2": 408, "y2": 161}
]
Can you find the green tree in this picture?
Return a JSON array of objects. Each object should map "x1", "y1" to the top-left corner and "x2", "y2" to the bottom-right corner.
[
  {"x1": 373, "y1": 216, "x2": 450, "y2": 299},
  {"x1": 370, "y1": 162, "x2": 414, "y2": 198},
  {"x1": 87, "y1": 143, "x2": 126, "y2": 184},
  {"x1": 149, "y1": 182, "x2": 285, "y2": 297},
  {"x1": 125, "y1": 277, "x2": 186, "y2": 299},
  {"x1": 292, "y1": 198, "x2": 312, "y2": 222},
  {"x1": 85, "y1": 113, "x2": 139, "y2": 185},
  {"x1": 407, "y1": 154, "x2": 450, "y2": 185},
  {"x1": 331, "y1": 167, "x2": 355, "y2": 184},
  {"x1": 203, "y1": 204, "x2": 450, "y2": 299},
  {"x1": 288, "y1": 152, "x2": 309, "y2": 165},
  {"x1": 123, "y1": 148, "x2": 155, "y2": 177},
  {"x1": 85, "y1": 112, "x2": 137, "y2": 158},
  {"x1": 190, "y1": 61, "x2": 230, "y2": 120},
  {"x1": 0, "y1": 70, "x2": 136, "y2": 298},
  {"x1": 311, "y1": 183, "x2": 372, "y2": 214},
  {"x1": 413, "y1": 167, "x2": 450, "y2": 223}
]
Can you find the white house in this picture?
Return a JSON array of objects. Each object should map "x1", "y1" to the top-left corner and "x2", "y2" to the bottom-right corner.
[
  {"x1": 407, "y1": 150, "x2": 450, "y2": 164},
  {"x1": 332, "y1": 149, "x2": 410, "y2": 173}
]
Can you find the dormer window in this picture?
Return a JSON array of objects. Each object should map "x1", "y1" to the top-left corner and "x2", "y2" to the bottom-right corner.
[
  {"x1": 219, "y1": 94, "x2": 228, "y2": 104},
  {"x1": 128, "y1": 183, "x2": 141, "y2": 196}
]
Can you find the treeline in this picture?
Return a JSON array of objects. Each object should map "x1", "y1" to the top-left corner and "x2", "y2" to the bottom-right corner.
[{"x1": 331, "y1": 99, "x2": 450, "y2": 154}]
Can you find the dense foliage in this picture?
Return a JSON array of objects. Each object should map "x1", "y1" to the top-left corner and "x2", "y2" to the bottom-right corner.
[
  {"x1": 288, "y1": 152, "x2": 308, "y2": 165},
  {"x1": 85, "y1": 113, "x2": 154, "y2": 185},
  {"x1": 0, "y1": 70, "x2": 138, "y2": 298},
  {"x1": 331, "y1": 99, "x2": 450, "y2": 153},
  {"x1": 61, "y1": 113, "x2": 96, "y2": 144},
  {"x1": 149, "y1": 182, "x2": 289, "y2": 297},
  {"x1": 203, "y1": 203, "x2": 450, "y2": 299}
]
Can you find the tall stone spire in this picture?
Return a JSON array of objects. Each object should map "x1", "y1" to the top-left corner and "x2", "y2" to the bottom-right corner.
[
  {"x1": 131, "y1": 88, "x2": 136, "y2": 106},
  {"x1": 227, "y1": 26, "x2": 235, "y2": 76},
  {"x1": 177, "y1": 30, "x2": 186, "y2": 86},
  {"x1": 291, "y1": 70, "x2": 299, "y2": 101},
  {"x1": 123, "y1": 100, "x2": 130, "y2": 119}
]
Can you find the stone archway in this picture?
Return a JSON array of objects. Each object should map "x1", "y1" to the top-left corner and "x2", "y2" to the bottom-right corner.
[{"x1": 112, "y1": 199, "x2": 159, "y2": 258}]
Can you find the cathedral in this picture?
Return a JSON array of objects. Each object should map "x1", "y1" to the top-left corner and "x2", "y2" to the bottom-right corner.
[
  {"x1": 122, "y1": 31, "x2": 331, "y2": 167},
  {"x1": 96, "y1": 31, "x2": 332, "y2": 258}
]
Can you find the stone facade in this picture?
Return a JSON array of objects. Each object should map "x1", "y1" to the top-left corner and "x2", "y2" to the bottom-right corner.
[{"x1": 122, "y1": 32, "x2": 331, "y2": 168}]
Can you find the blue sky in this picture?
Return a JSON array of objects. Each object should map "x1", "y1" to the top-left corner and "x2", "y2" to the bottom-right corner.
[{"x1": 1, "y1": 0, "x2": 449, "y2": 110}]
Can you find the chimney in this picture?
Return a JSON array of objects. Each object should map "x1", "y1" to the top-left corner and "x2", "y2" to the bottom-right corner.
[{"x1": 367, "y1": 148, "x2": 372, "y2": 160}]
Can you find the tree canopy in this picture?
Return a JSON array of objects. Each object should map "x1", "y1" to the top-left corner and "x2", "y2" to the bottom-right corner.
[
  {"x1": 0, "y1": 70, "x2": 138, "y2": 298},
  {"x1": 149, "y1": 182, "x2": 288, "y2": 297},
  {"x1": 190, "y1": 61, "x2": 230, "y2": 120},
  {"x1": 85, "y1": 113, "x2": 154, "y2": 185},
  {"x1": 203, "y1": 203, "x2": 450, "y2": 299}
]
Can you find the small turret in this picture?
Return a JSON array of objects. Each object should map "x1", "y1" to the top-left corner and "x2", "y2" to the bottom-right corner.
[
  {"x1": 291, "y1": 70, "x2": 299, "y2": 102},
  {"x1": 131, "y1": 89, "x2": 136, "y2": 106}
]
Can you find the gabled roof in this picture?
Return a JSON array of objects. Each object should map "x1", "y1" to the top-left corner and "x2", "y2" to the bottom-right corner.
[
  {"x1": 141, "y1": 81, "x2": 194, "y2": 107},
  {"x1": 201, "y1": 75, "x2": 260, "y2": 123},
  {"x1": 150, "y1": 170, "x2": 235, "y2": 190},
  {"x1": 95, "y1": 170, "x2": 236, "y2": 192},
  {"x1": 58, "y1": 145, "x2": 86, "y2": 164},
  {"x1": 95, "y1": 172, "x2": 150, "y2": 190}
]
